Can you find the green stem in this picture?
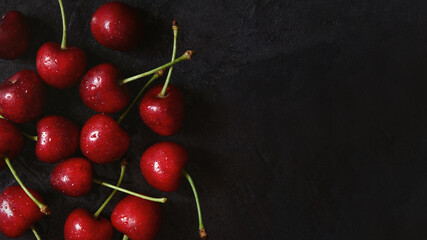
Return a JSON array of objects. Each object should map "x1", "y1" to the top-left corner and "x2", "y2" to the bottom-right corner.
[
  {"x1": 58, "y1": 0, "x2": 67, "y2": 49},
  {"x1": 159, "y1": 20, "x2": 178, "y2": 97},
  {"x1": 117, "y1": 71, "x2": 164, "y2": 125},
  {"x1": 93, "y1": 179, "x2": 167, "y2": 203},
  {"x1": 119, "y1": 50, "x2": 194, "y2": 86},
  {"x1": 122, "y1": 235, "x2": 129, "y2": 240},
  {"x1": 22, "y1": 132, "x2": 38, "y2": 142},
  {"x1": 4, "y1": 157, "x2": 50, "y2": 215},
  {"x1": 183, "y1": 170, "x2": 207, "y2": 239},
  {"x1": 0, "y1": 114, "x2": 4, "y2": 119},
  {"x1": 94, "y1": 160, "x2": 127, "y2": 218},
  {"x1": 31, "y1": 225, "x2": 42, "y2": 240}
]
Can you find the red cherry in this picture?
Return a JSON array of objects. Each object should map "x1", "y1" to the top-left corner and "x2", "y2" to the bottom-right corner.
[
  {"x1": 36, "y1": 42, "x2": 87, "y2": 89},
  {"x1": 80, "y1": 114, "x2": 130, "y2": 164},
  {"x1": 36, "y1": 115, "x2": 80, "y2": 163},
  {"x1": 139, "y1": 85, "x2": 185, "y2": 136},
  {"x1": 91, "y1": 2, "x2": 143, "y2": 51},
  {"x1": 111, "y1": 196, "x2": 161, "y2": 240},
  {"x1": 0, "y1": 185, "x2": 45, "y2": 238},
  {"x1": 0, "y1": 70, "x2": 46, "y2": 123},
  {"x1": 0, "y1": 119, "x2": 23, "y2": 169},
  {"x1": 64, "y1": 208, "x2": 113, "y2": 240},
  {"x1": 0, "y1": 11, "x2": 30, "y2": 59},
  {"x1": 79, "y1": 63, "x2": 130, "y2": 113},
  {"x1": 140, "y1": 142, "x2": 188, "y2": 192},
  {"x1": 50, "y1": 158, "x2": 93, "y2": 197}
]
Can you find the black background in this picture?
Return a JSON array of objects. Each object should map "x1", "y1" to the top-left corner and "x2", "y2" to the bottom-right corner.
[{"x1": 1, "y1": 0, "x2": 427, "y2": 239}]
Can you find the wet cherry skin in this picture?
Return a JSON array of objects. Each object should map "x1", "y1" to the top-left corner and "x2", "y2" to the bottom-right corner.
[
  {"x1": 0, "y1": 119, "x2": 23, "y2": 169},
  {"x1": 0, "y1": 185, "x2": 45, "y2": 238},
  {"x1": 140, "y1": 142, "x2": 188, "y2": 192},
  {"x1": 111, "y1": 196, "x2": 161, "y2": 240},
  {"x1": 64, "y1": 208, "x2": 114, "y2": 240},
  {"x1": 80, "y1": 114, "x2": 130, "y2": 164},
  {"x1": 91, "y1": 2, "x2": 143, "y2": 51},
  {"x1": 0, "y1": 70, "x2": 46, "y2": 123},
  {"x1": 50, "y1": 158, "x2": 93, "y2": 197},
  {"x1": 139, "y1": 85, "x2": 185, "y2": 136},
  {"x1": 0, "y1": 11, "x2": 30, "y2": 59},
  {"x1": 79, "y1": 63, "x2": 130, "y2": 113},
  {"x1": 36, "y1": 115, "x2": 80, "y2": 163}
]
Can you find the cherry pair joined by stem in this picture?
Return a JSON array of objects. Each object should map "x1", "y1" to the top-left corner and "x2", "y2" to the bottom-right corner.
[
  {"x1": 0, "y1": 10, "x2": 30, "y2": 59},
  {"x1": 36, "y1": 0, "x2": 87, "y2": 89},
  {"x1": 141, "y1": 142, "x2": 207, "y2": 239}
]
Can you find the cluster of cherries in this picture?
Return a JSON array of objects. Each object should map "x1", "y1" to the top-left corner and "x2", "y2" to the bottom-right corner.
[{"x1": 0, "y1": 1, "x2": 206, "y2": 240}]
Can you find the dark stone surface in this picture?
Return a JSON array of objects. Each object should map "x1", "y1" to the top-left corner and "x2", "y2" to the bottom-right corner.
[{"x1": 1, "y1": 0, "x2": 427, "y2": 239}]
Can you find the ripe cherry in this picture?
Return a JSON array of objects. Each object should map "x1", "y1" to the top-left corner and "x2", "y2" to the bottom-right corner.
[
  {"x1": 64, "y1": 208, "x2": 114, "y2": 240},
  {"x1": 80, "y1": 114, "x2": 129, "y2": 164},
  {"x1": 0, "y1": 185, "x2": 46, "y2": 238},
  {"x1": 0, "y1": 11, "x2": 30, "y2": 59},
  {"x1": 139, "y1": 85, "x2": 185, "y2": 136},
  {"x1": 111, "y1": 196, "x2": 162, "y2": 240},
  {"x1": 36, "y1": 0, "x2": 87, "y2": 88},
  {"x1": 91, "y1": 2, "x2": 143, "y2": 51},
  {"x1": 50, "y1": 158, "x2": 93, "y2": 197},
  {"x1": 0, "y1": 70, "x2": 45, "y2": 123},
  {"x1": 35, "y1": 115, "x2": 80, "y2": 163},
  {"x1": 140, "y1": 142, "x2": 207, "y2": 239},
  {"x1": 79, "y1": 51, "x2": 193, "y2": 113},
  {"x1": 0, "y1": 119, "x2": 23, "y2": 169}
]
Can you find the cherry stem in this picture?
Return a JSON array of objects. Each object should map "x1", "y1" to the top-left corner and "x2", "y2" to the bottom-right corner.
[
  {"x1": 58, "y1": 0, "x2": 67, "y2": 49},
  {"x1": 117, "y1": 70, "x2": 164, "y2": 125},
  {"x1": 94, "y1": 160, "x2": 127, "y2": 218},
  {"x1": 22, "y1": 132, "x2": 38, "y2": 142},
  {"x1": 93, "y1": 179, "x2": 167, "y2": 203},
  {"x1": 30, "y1": 225, "x2": 41, "y2": 240},
  {"x1": 4, "y1": 157, "x2": 50, "y2": 215},
  {"x1": 183, "y1": 170, "x2": 207, "y2": 239},
  {"x1": 122, "y1": 235, "x2": 129, "y2": 240},
  {"x1": 119, "y1": 50, "x2": 194, "y2": 86},
  {"x1": 159, "y1": 20, "x2": 178, "y2": 98},
  {"x1": 0, "y1": 114, "x2": 4, "y2": 119}
]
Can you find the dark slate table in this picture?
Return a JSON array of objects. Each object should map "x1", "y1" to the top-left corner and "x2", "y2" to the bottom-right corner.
[{"x1": 1, "y1": 0, "x2": 427, "y2": 239}]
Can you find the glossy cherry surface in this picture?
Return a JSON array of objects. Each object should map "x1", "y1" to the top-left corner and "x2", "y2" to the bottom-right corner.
[
  {"x1": 91, "y1": 2, "x2": 143, "y2": 51},
  {"x1": 50, "y1": 158, "x2": 93, "y2": 197},
  {"x1": 0, "y1": 11, "x2": 30, "y2": 59},
  {"x1": 111, "y1": 196, "x2": 161, "y2": 240},
  {"x1": 80, "y1": 114, "x2": 130, "y2": 164},
  {"x1": 36, "y1": 42, "x2": 87, "y2": 89},
  {"x1": 139, "y1": 85, "x2": 185, "y2": 136},
  {"x1": 0, "y1": 185, "x2": 45, "y2": 238},
  {"x1": 64, "y1": 208, "x2": 113, "y2": 240},
  {"x1": 36, "y1": 115, "x2": 80, "y2": 163},
  {"x1": 140, "y1": 142, "x2": 188, "y2": 192},
  {"x1": 0, "y1": 70, "x2": 45, "y2": 123},
  {"x1": 0, "y1": 119, "x2": 23, "y2": 169},
  {"x1": 79, "y1": 63, "x2": 130, "y2": 113}
]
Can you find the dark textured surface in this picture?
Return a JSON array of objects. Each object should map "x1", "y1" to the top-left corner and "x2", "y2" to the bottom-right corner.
[{"x1": 1, "y1": 0, "x2": 427, "y2": 239}]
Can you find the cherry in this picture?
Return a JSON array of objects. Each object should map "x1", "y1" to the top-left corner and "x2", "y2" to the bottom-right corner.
[
  {"x1": 0, "y1": 70, "x2": 45, "y2": 123},
  {"x1": 79, "y1": 50, "x2": 193, "y2": 113},
  {"x1": 139, "y1": 84, "x2": 185, "y2": 136},
  {"x1": 111, "y1": 196, "x2": 162, "y2": 240},
  {"x1": 0, "y1": 11, "x2": 30, "y2": 59},
  {"x1": 140, "y1": 142, "x2": 207, "y2": 239},
  {"x1": 0, "y1": 119, "x2": 23, "y2": 169},
  {"x1": 50, "y1": 158, "x2": 93, "y2": 197},
  {"x1": 91, "y1": 2, "x2": 143, "y2": 51},
  {"x1": 35, "y1": 115, "x2": 80, "y2": 163},
  {"x1": 0, "y1": 185, "x2": 45, "y2": 238},
  {"x1": 80, "y1": 114, "x2": 130, "y2": 164},
  {"x1": 139, "y1": 21, "x2": 185, "y2": 136},
  {"x1": 64, "y1": 208, "x2": 113, "y2": 240},
  {"x1": 36, "y1": 0, "x2": 87, "y2": 88}
]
